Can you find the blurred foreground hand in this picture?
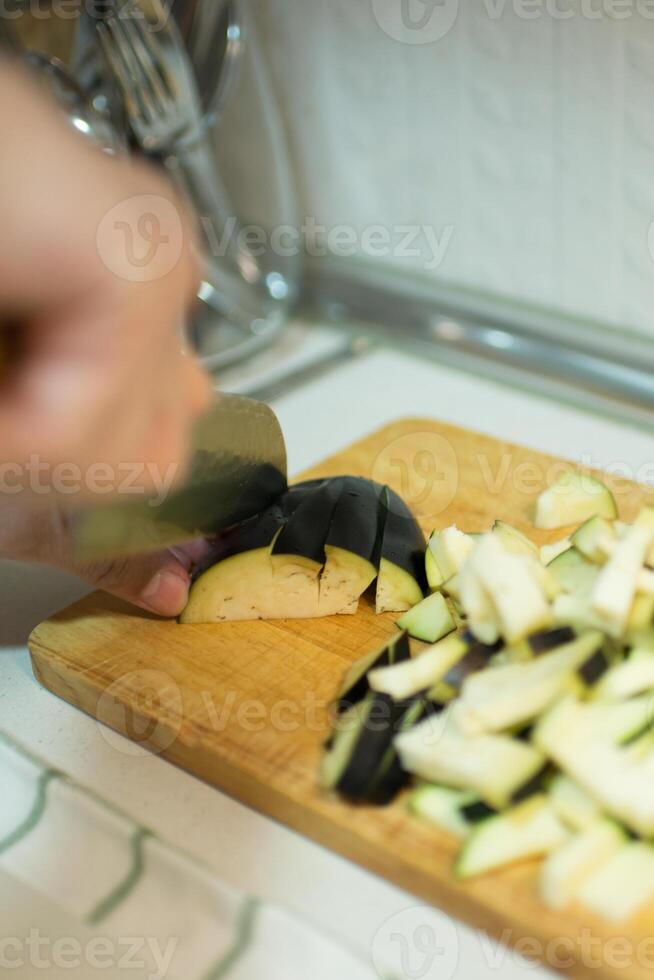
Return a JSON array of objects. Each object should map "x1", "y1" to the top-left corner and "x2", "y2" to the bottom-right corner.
[{"x1": 0, "y1": 61, "x2": 212, "y2": 615}]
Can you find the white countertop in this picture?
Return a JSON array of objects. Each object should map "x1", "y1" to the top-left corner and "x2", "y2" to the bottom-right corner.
[{"x1": 2, "y1": 329, "x2": 653, "y2": 979}]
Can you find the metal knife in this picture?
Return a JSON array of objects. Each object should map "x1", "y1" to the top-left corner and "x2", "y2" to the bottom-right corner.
[{"x1": 74, "y1": 393, "x2": 288, "y2": 560}]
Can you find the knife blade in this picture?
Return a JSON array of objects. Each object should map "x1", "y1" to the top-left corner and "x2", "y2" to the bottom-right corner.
[{"x1": 74, "y1": 393, "x2": 288, "y2": 560}]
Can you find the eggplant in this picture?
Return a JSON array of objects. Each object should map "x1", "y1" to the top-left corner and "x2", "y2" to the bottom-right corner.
[
  {"x1": 376, "y1": 486, "x2": 427, "y2": 613},
  {"x1": 182, "y1": 476, "x2": 425, "y2": 624},
  {"x1": 334, "y1": 632, "x2": 410, "y2": 714},
  {"x1": 320, "y1": 691, "x2": 426, "y2": 805},
  {"x1": 270, "y1": 479, "x2": 344, "y2": 618},
  {"x1": 319, "y1": 478, "x2": 384, "y2": 616}
]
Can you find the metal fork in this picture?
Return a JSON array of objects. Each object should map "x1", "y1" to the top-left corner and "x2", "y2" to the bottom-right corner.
[
  {"x1": 97, "y1": 1, "x2": 202, "y2": 153},
  {"x1": 97, "y1": 0, "x2": 281, "y2": 347}
]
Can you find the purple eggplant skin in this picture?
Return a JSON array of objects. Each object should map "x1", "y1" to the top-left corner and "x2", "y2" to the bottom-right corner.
[
  {"x1": 325, "y1": 477, "x2": 386, "y2": 564},
  {"x1": 527, "y1": 626, "x2": 576, "y2": 654},
  {"x1": 379, "y1": 486, "x2": 428, "y2": 592},
  {"x1": 334, "y1": 631, "x2": 411, "y2": 715},
  {"x1": 190, "y1": 478, "x2": 330, "y2": 583},
  {"x1": 272, "y1": 479, "x2": 344, "y2": 564}
]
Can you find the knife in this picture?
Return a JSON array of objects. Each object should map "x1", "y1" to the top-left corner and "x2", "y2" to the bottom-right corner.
[{"x1": 74, "y1": 393, "x2": 288, "y2": 560}]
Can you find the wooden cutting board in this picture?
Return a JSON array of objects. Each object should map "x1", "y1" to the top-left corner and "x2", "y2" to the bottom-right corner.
[{"x1": 29, "y1": 418, "x2": 654, "y2": 980}]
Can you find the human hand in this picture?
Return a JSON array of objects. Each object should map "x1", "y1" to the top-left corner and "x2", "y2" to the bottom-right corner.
[{"x1": 0, "y1": 61, "x2": 212, "y2": 509}]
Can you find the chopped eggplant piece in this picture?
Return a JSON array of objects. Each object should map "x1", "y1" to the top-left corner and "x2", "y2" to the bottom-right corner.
[
  {"x1": 591, "y1": 652, "x2": 654, "y2": 703},
  {"x1": 547, "y1": 549, "x2": 598, "y2": 597},
  {"x1": 334, "y1": 632, "x2": 410, "y2": 714},
  {"x1": 571, "y1": 516, "x2": 616, "y2": 564},
  {"x1": 549, "y1": 775, "x2": 601, "y2": 831},
  {"x1": 397, "y1": 592, "x2": 456, "y2": 644},
  {"x1": 456, "y1": 796, "x2": 568, "y2": 879},
  {"x1": 527, "y1": 626, "x2": 576, "y2": 655},
  {"x1": 591, "y1": 511, "x2": 654, "y2": 638},
  {"x1": 576, "y1": 844, "x2": 654, "y2": 922},
  {"x1": 428, "y1": 526, "x2": 475, "y2": 580},
  {"x1": 539, "y1": 820, "x2": 627, "y2": 911},
  {"x1": 395, "y1": 712, "x2": 547, "y2": 810},
  {"x1": 492, "y1": 521, "x2": 539, "y2": 557},
  {"x1": 409, "y1": 784, "x2": 476, "y2": 839},
  {"x1": 452, "y1": 633, "x2": 605, "y2": 737},
  {"x1": 534, "y1": 472, "x2": 617, "y2": 530},
  {"x1": 540, "y1": 537, "x2": 572, "y2": 566},
  {"x1": 468, "y1": 534, "x2": 553, "y2": 643},
  {"x1": 370, "y1": 634, "x2": 468, "y2": 701},
  {"x1": 425, "y1": 539, "x2": 445, "y2": 592},
  {"x1": 320, "y1": 690, "x2": 424, "y2": 804}
]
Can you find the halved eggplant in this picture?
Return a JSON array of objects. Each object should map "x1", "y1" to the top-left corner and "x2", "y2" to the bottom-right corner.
[
  {"x1": 318, "y1": 477, "x2": 383, "y2": 616},
  {"x1": 183, "y1": 476, "x2": 426, "y2": 623},
  {"x1": 376, "y1": 486, "x2": 427, "y2": 614},
  {"x1": 181, "y1": 501, "x2": 288, "y2": 624},
  {"x1": 270, "y1": 479, "x2": 344, "y2": 618}
]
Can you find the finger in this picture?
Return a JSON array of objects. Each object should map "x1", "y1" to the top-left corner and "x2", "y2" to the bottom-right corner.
[{"x1": 77, "y1": 551, "x2": 192, "y2": 617}]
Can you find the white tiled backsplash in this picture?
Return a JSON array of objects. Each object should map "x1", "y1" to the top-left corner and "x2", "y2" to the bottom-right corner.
[{"x1": 247, "y1": 0, "x2": 654, "y2": 337}]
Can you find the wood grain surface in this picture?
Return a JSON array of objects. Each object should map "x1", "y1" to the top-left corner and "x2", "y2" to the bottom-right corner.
[{"x1": 29, "y1": 418, "x2": 654, "y2": 980}]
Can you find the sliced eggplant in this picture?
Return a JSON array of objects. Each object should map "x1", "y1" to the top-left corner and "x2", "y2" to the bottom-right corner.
[
  {"x1": 408, "y1": 784, "x2": 476, "y2": 839},
  {"x1": 396, "y1": 592, "x2": 456, "y2": 644},
  {"x1": 271, "y1": 479, "x2": 344, "y2": 618},
  {"x1": 540, "y1": 537, "x2": 572, "y2": 566},
  {"x1": 576, "y1": 844, "x2": 654, "y2": 922},
  {"x1": 539, "y1": 820, "x2": 627, "y2": 911},
  {"x1": 320, "y1": 690, "x2": 423, "y2": 804},
  {"x1": 395, "y1": 713, "x2": 547, "y2": 810},
  {"x1": 456, "y1": 796, "x2": 568, "y2": 879},
  {"x1": 318, "y1": 477, "x2": 383, "y2": 616},
  {"x1": 333, "y1": 631, "x2": 410, "y2": 714},
  {"x1": 547, "y1": 548, "x2": 598, "y2": 597},
  {"x1": 376, "y1": 486, "x2": 426, "y2": 614},
  {"x1": 492, "y1": 521, "x2": 539, "y2": 558},
  {"x1": 428, "y1": 526, "x2": 475, "y2": 580},
  {"x1": 591, "y1": 651, "x2": 654, "y2": 703},
  {"x1": 369, "y1": 633, "x2": 468, "y2": 701},
  {"x1": 534, "y1": 696, "x2": 654, "y2": 837},
  {"x1": 591, "y1": 510, "x2": 654, "y2": 638},
  {"x1": 467, "y1": 534, "x2": 553, "y2": 644},
  {"x1": 425, "y1": 539, "x2": 445, "y2": 592},
  {"x1": 526, "y1": 626, "x2": 576, "y2": 655},
  {"x1": 534, "y1": 472, "x2": 617, "y2": 530},
  {"x1": 549, "y1": 775, "x2": 601, "y2": 831},
  {"x1": 452, "y1": 632, "x2": 606, "y2": 736},
  {"x1": 571, "y1": 516, "x2": 616, "y2": 564}
]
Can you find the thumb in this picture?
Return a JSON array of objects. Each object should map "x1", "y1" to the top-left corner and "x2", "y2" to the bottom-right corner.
[
  {"x1": 66, "y1": 541, "x2": 211, "y2": 617},
  {"x1": 76, "y1": 552, "x2": 192, "y2": 617}
]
